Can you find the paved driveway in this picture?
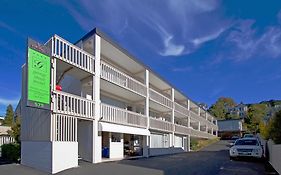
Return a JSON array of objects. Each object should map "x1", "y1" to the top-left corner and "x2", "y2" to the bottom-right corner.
[{"x1": 0, "y1": 140, "x2": 266, "y2": 175}]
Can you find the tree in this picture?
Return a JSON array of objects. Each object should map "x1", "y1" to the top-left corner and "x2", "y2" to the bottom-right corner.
[
  {"x1": 246, "y1": 104, "x2": 267, "y2": 132},
  {"x1": 8, "y1": 116, "x2": 21, "y2": 143},
  {"x1": 259, "y1": 120, "x2": 272, "y2": 140},
  {"x1": 2, "y1": 104, "x2": 14, "y2": 126},
  {"x1": 209, "y1": 97, "x2": 236, "y2": 120},
  {"x1": 269, "y1": 110, "x2": 281, "y2": 144},
  {"x1": 225, "y1": 113, "x2": 240, "y2": 120}
]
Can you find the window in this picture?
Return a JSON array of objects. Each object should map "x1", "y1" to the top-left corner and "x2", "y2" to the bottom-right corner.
[{"x1": 111, "y1": 133, "x2": 121, "y2": 142}]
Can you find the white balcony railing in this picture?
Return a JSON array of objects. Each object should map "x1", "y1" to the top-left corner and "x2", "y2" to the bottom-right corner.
[
  {"x1": 100, "y1": 61, "x2": 146, "y2": 97},
  {"x1": 190, "y1": 128, "x2": 215, "y2": 139},
  {"x1": 149, "y1": 117, "x2": 174, "y2": 132},
  {"x1": 50, "y1": 35, "x2": 95, "y2": 73},
  {"x1": 100, "y1": 103, "x2": 147, "y2": 128},
  {"x1": 174, "y1": 102, "x2": 189, "y2": 116},
  {"x1": 174, "y1": 124, "x2": 191, "y2": 135},
  {"x1": 53, "y1": 91, "x2": 95, "y2": 119},
  {"x1": 189, "y1": 110, "x2": 218, "y2": 132},
  {"x1": 149, "y1": 89, "x2": 173, "y2": 109}
]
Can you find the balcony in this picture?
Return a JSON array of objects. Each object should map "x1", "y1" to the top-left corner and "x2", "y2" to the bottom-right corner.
[
  {"x1": 100, "y1": 103, "x2": 147, "y2": 128},
  {"x1": 190, "y1": 128, "x2": 215, "y2": 139},
  {"x1": 174, "y1": 102, "x2": 189, "y2": 116},
  {"x1": 149, "y1": 89, "x2": 173, "y2": 109},
  {"x1": 190, "y1": 110, "x2": 205, "y2": 124},
  {"x1": 174, "y1": 124, "x2": 191, "y2": 135},
  {"x1": 149, "y1": 117, "x2": 174, "y2": 132},
  {"x1": 49, "y1": 35, "x2": 95, "y2": 74},
  {"x1": 100, "y1": 61, "x2": 146, "y2": 97},
  {"x1": 52, "y1": 91, "x2": 95, "y2": 119}
]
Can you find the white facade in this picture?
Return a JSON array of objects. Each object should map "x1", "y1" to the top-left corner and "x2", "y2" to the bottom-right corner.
[{"x1": 19, "y1": 28, "x2": 218, "y2": 174}]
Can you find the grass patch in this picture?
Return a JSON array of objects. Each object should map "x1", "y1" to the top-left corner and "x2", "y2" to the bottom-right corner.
[{"x1": 191, "y1": 138, "x2": 219, "y2": 151}]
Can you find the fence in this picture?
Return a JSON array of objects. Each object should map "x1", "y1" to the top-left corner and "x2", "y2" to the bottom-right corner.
[
  {"x1": 0, "y1": 135, "x2": 15, "y2": 157},
  {"x1": 267, "y1": 140, "x2": 281, "y2": 174}
]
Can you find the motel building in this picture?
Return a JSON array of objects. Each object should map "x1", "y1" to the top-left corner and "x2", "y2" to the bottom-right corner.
[{"x1": 17, "y1": 28, "x2": 218, "y2": 174}]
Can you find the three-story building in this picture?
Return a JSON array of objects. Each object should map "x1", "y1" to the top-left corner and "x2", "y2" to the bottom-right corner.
[{"x1": 19, "y1": 28, "x2": 218, "y2": 174}]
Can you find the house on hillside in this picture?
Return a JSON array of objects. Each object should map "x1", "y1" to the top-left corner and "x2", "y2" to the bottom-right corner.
[
  {"x1": 226, "y1": 103, "x2": 248, "y2": 119},
  {"x1": 264, "y1": 104, "x2": 281, "y2": 122},
  {"x1": 0, "y1": 126, "x2": 10, "y2": 135}
]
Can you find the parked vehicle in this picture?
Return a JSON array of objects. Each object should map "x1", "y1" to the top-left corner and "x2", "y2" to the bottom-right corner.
[
  {"x1": 243, "y1": 134, "x2": 254, "y2": 138},
  {"x1": 229, "y1": 136, "x2": 240, "y2": 146},
  {"x1": 229, "y1": 138, "x2": 263, "y2": 160}
]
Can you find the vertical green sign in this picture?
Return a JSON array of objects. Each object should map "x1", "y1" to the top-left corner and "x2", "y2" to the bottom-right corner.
[{"x1": 27, "y1": 48, "x2": 51, "y2": 105}]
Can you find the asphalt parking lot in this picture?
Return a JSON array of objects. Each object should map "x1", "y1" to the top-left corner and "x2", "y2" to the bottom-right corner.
[{"x1": 0, "y1": 140, "x2": 268, "y2": 175}]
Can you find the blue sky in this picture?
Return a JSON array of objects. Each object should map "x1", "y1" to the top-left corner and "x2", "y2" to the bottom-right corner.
[{"x1": 0, "y1": 0, "x2": 281, "y2": 115}]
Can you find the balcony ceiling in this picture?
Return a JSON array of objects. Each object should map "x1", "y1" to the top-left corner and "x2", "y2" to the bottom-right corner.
[
  {"x1": 56, "y1": 59, "x2": 92, "y2": 81},
  {"x1": 100, "y1": 38, "x2": 144, "y2": 75},
  {"x1": 174, "y1": 90, "x2": 188, "y2": 102},
  {"x1": 149, "y1": 100, "x2": 172, "y2": 113}
]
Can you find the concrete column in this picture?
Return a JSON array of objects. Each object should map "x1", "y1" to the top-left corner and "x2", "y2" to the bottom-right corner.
[
  {"x1": 187, "y1": 100, "x2": 190, "y2": 110},
  {"x1": 93, "y1": 34, "x2": 102, "y2": 163},
  {"x1": 143, "y1": 69, "x2": 150, "y2": 157},
  {"x1": 50, "y1": 51, "x2": 57, "y2": 141},
  {"x1": 198, "y1": 107, "x2": 201, "y2": 116},
  {"x1": 206, "y1": 126, "x2": 208, "y2": 133},
  {"x1": 187, "y1": 116, "x2": 190, "y2": 128},
  {"x1": 171, "y1": 88, "x2": 175, "y2": 147},
  {"x1": 187, "y1": 135, "x2": 191, "y2": 152},
  {"x1": 198, "y1": 122, "x2": 201, "y2": 131},
  {"x1": 205, "y1": 112, "x2": 208, "y2": 120},
  {"x1": 211, "y1": 128, "x2": 214, "y2": 135}
]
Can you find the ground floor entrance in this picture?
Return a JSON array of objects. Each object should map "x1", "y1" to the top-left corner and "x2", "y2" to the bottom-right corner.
[{"x1": 101, "y1": 131, "x2": 144, "y2": 160}]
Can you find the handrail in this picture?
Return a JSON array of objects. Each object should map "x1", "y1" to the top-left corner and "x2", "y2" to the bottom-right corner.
[
  {"x1": 50, "y1": 35, "x2": 95, "y2": 73},
  {"x1": 100, "y1": 61, "x2": 146, "y2": 96},
  {"x1": 189, "y1": 110, "x2": 217, "y2": 129},
  {"x1": 53, "y1": 90, "x2": 95, "y2": 119},
  {"x1": 149, "y1": 117, "x2": 174, "y2": 132},
  {"x1": 149, "y1": 89, "x2": 173, "y2": 108},
  {"x1": 100, "y1": 103, "x2": 147, "y2": 128},
  {"x1": 174, "y1": 102, "x2": 189, "y2": 116},
  {"x1": 174, "y1": 124, "x2": 191, "y2": 135}
]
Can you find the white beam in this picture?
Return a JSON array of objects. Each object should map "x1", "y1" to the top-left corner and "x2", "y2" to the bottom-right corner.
[{"x1": 93, "y1": 34, "x2": 101, "y2": 163}]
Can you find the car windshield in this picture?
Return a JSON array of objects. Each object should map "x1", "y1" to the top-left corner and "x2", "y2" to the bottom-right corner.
[
  {"x1": 235, "y1": 139, "x2": 259, "y2": 146},
  {"x1": 244, "y1": 134, "x2": 254, "y2": 138}
]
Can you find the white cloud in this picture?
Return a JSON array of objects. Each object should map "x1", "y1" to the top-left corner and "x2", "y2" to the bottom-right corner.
[
  {"x1": 0, "y1": 21, "x2": 25, "y2": 38},
  {"x1": 159, "y1": 35, "x2": 185, "y2": 56},
  {"x1": 192, "y1": 28, "x2": 225, "y2": 46},
  {"x1": 171, "y1": 66, "x2": 193, "y2": 72},
  {"x1": 0, "y1": 97, "x2": 19, "y2": 106},
  {"x1": 219, "y1": 18, "x2": 281, "y2": 62},
  {"x1": 56, "y1": 0, "x2": 229, "y2": 57}
]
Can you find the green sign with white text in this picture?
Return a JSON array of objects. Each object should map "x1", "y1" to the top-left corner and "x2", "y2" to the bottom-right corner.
[{"x1": 27, "y1": 48, "x2": 50, "y2": 105}]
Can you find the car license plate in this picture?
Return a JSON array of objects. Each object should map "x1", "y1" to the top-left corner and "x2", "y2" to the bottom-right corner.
[{"x1": 239, "y1": 152, "x2": 250, "y2": 155}]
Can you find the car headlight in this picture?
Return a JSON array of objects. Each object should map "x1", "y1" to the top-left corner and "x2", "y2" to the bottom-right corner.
[
  {"x1": 253, "y1": 148, "x2": 261, "y2": 153},
  {"x1": 230, "y1": 148, "x2": 237, "y2": 154}
]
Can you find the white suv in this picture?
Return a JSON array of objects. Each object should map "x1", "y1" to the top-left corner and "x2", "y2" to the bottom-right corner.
[{"x1": 229, "y1": 138, "x2": 263, "y2": 160}]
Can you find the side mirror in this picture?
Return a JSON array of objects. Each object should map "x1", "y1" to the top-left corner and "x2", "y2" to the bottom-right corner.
[{"x1": 230, "y1": 143, "x2": 234, "y2": 146}]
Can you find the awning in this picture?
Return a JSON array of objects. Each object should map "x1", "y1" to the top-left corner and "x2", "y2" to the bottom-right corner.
[{"x1": 99, "y1": 122, "x2": 150, "y2": 136}]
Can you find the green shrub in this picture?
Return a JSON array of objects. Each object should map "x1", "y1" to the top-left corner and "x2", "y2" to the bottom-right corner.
[
  {"x1": 191, "y1": 138, "x2": 199, "y2": 150},
  {"x1": 1, "y1": 143, "x2": 20, "y2": 162},
  {"x1": 270, "y1": 110, "x2": 281, "y2": 144}
]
